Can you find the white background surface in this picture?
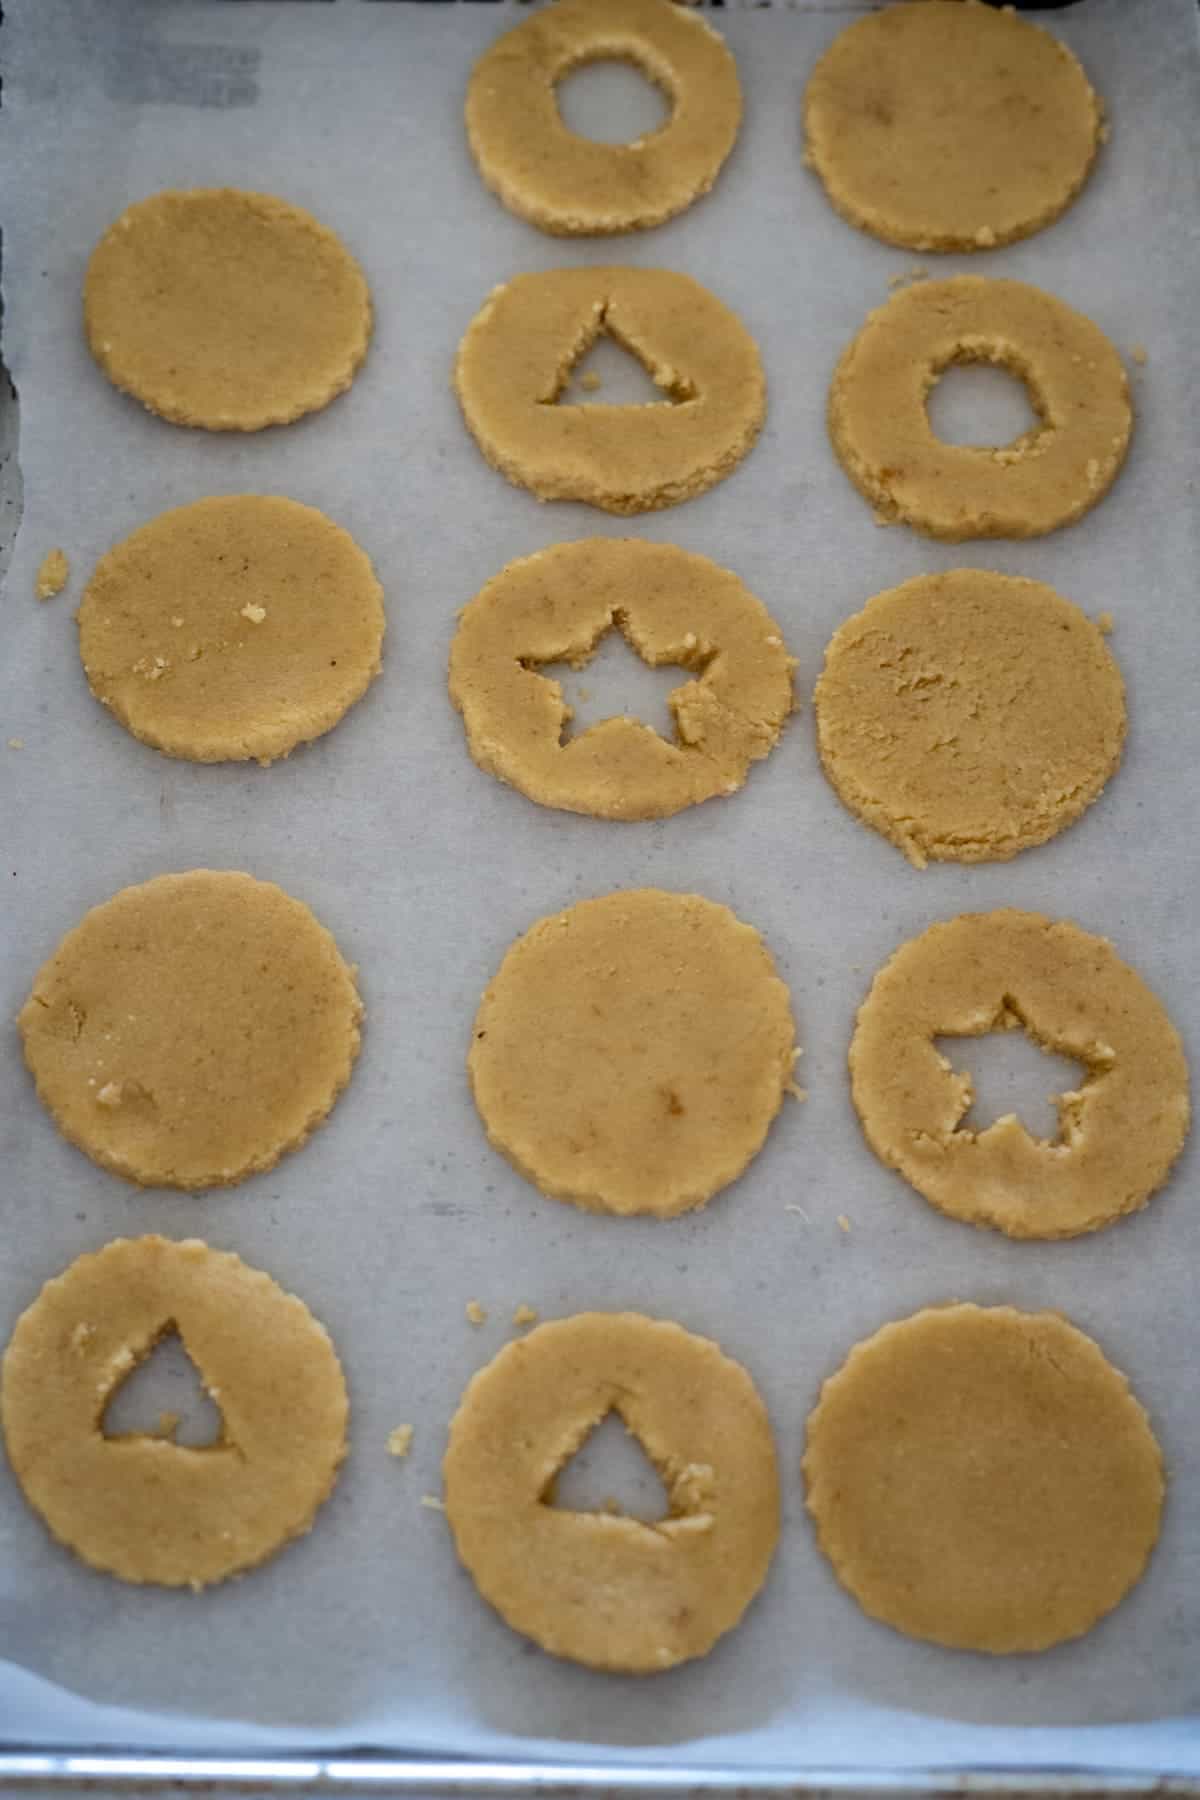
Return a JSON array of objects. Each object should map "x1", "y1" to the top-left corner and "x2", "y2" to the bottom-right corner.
[{"x1": 2, "y1": 0, "x2": 1200, "y2": 1775}]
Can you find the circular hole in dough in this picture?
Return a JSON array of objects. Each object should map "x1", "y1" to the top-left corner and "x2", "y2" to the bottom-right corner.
[
  {"x1": 803, "y1": 1, "x2": 1103, "y2": 253},
  {"x1": 78, "y1": 495, "x2": 385, "y2": 766},
  {"x1": 443, "y1": 1311, "x2": 779, "y2": 1671},
  {"x1": 83, "y1": 188, "x2": 371, "y2": 431},
  {"x1": 814, "y1": 569, "x2": 1125, "y2": 867},
  {"x1": 449, "y1": 538, "x2": 795, "y2": 820},
  {"x1": 803, "y1": 1303, "x2": 1163, "y2": 1654},
  {"x1": 2, "y1": 1235, "x2": 348, "y2": 1589},
  {"x1": 19, "y1": 870, "x2": 363, "y2": 1192},
  {"x1": 469, "y1": 889, "x2": 798, "y2": 1218}
]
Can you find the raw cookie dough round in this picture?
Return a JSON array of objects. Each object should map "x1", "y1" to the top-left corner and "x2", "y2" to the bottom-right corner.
[
  {"x1": 469, "y1": 889, "x2": 796, "y2": 1217},
  {"x1": 2, "y1": 1236, "x2": 348, "y2": 1589},
  {"x1": 444, "y1": 1312, "x2": 780, "y2": 1671},
  {"x1": 18, "y1": 870, "x2": 363, "y2": 1191},
  {"x1": 79, "y1": 496, "x2": 385, "y2": 766},
  {"x1": 803, "y1": 1, "x2": 1103, "y2": 253},
  {"x1": 449, "y1": 538, "x2": 795, "y2": 820},
  {"x1": 814, "y1": 570, "x2": 1125, "y2": 867},
  {"x1": 803, "y1": 1304, "x2": 1163, "y2": 1654},
  {"x1": 466, "y1": 0, "x2": 741, "y2": 236},
  {"x1": 849, "y1": 910, "x2": 1189, "y2": 1239},
  {"x1": 84, "y1": 188, "x2": 371, "y2": 430},
  {"x1": 829, "y1": 276, "x2": 1132, "y2": 541},
  {"x1": 454, "y1": 267, "x2": 765, "y2": 514}
]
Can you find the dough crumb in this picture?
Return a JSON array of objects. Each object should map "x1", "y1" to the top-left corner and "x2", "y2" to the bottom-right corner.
[
  {"x1": 70, "y1": 1321, "x2": 94, "y2": 1355},
  {"x1": 1096, "y1": 611, "x2": 1114, "y2": 635},
  {"x1": 35, "y1": 548, "x2": 69, "y2": 600},
  {"x1": 239, "y1": 602, "x2": 267, "y2": 624},
  {"x1": 974, "y1": 226, "x2": 997, "y2": 248},
  {"x1": 132, "y1": 655, "x2": 169, "y2": 681},
  {"x1": 96, "y1": 1081, "x2": 123, "y2": 1108},
  {"x1": 887, "y1": 264, "x2": 929, "y2": 291},
  {"x1": 836, "y1": 1214, "x2": 852, "y2": 1234},
  {"x1": 785, "y1": 1081, "x2": 808, "y2": 1102},
  {"x1": 8, "y1": 738, "x2": 24, "y2": 751},
  {"x1": 420, "y1": 1493, "x2": 446, "y2": 1511},
  {"x1": 1131, "y1": 344, "x2": 1148, "y2": 367},
  {"x1": 579, "y1": 371, "x2": 602, "y2": 393},
  {"x1": 465, "y1": 1299, "x2": 488, "y2": 1326},
  {"x1": 387, "y1": 1424, "x2": 414, "y2": 1459},
  {"x1": 171, "y1": 615, "x2": 185, "y2": 629},
  {"x1": 154, "y1": 1411, "x2": 181, "y2": 1440},
  {"x1": 512, "y1": 1303, "x2": 538, "y2": 1327}
]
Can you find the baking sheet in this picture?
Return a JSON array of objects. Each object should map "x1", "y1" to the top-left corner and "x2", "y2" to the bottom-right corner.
[{"x1": 2, "y1": 0, "x2": 1200, "y2": 1775}]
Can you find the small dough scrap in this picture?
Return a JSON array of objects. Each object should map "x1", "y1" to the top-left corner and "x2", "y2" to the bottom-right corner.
[
  {"x1": 19, "y1": 870, "x2": 363, "y2": 1191},
  {"x1": 454, "y1": 267, "x2": 764, "y2": 514},
  {"x1": 450, "y1": 538, "x2": 795, "y2": 820},
  {"x1": 470, "y1": 889, "x2": 796, "y2": 1217},
  {"x1": 78, "y1": 496, "x2": 385, "y2": 766},
  {"x1": 388, "y1": 1425, "x2": 414, "y2": 1459},
  {"x1": 2, "y1": 1236, "x2": 348, "y2": 1588},
  {"x1": 84, "y1": 188, "x2": 371, "y2": 431},
  {"x1": 850, "y1": 909, "x2": 1189, "y2": 1239},
  {"x1": 466, "y1": 0, "x2": 740, "y2": 236},
  {"x1": 444, "y1": 1312, "x2": 779, "y2": 1671},
  {"x1": 804, "y1": 2, "x2": 1103, "y2": 252},
  {"x1": 804, "y1": 1304, "x2": 1163, "y2": 1653},
  {"x1": 36, "y1": 549, "x2": 69, "y2": 600},
  {"x1": 829, "y1": 276, "x2": 1132, "y2": 540},
  {"x1": 814, "y1": 569, "x2": 1125, "y2": 866}
]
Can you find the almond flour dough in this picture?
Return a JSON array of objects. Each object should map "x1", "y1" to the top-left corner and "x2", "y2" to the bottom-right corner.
[
  {"x1": 469, "y1": 889, "x2": 797, "y2": 1217},
  {"x1": 19, "y1": 870, "x2": 363, "y2": 1191},
  {"x1": 78, "y1": 496, "x2": 385, "y2": 766},
  {"x1": 465, "y1": 0, "x2": 741, "y2": 236},
  {"x1": 803, "y1": 1304, "x2": 1163, "y2": 1654},
  {"x1": 35, "y1": 549, "x2": 69, "y2": 600},
  {"x1": 84, "y1": 188, "x2": 371, "y2": 431},
  {"x1": 449, "y1": 538, "x2": 795, "y2": 820},
  {"x1": 814, "y1": 569, "x2": 1126, "y2": 867},
  {"x1": 2, "y1": 1236, "x2": 348, "y2": 1589},
  {"x1": 443, "y1": 1312, "x2": 780, "y2": 1672},
  {"x1": 829, "y1": 276, "x2": 1132, "y2": 540},
  {"x1": 849, "y1": 910, "x2": 1189, "y2": 1239},
  {"x1": 803, "y1": 2, "x2": 1103, "y2": 253},
  {"x1": 454, "y1": 267, "x2": 765, "y2": 514}
]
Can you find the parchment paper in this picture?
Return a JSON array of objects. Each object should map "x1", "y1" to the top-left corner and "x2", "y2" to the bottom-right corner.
[{"x1": 3, "y1": 0, "x2": 1200, "y2": 1774}]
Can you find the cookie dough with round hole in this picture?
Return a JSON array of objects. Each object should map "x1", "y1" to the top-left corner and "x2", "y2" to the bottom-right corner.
[
  {"x1": 18, "y1": 870, "x2": 363, "y2": 1191},
  {"x1": 2, "y1": 1236, "x2": 348, "y2": 1589},
  {"x1": 829, "y1": 276, "x2": 1132, "y2": 540},
  {"x1": 849, "y1": 909, "x2": 1189, "y2": 1239},
  {"x1": 466, "y1": 0, "x2": 741, "y2": 236},
  {"x1": 79, "y1": 496, "x2": 385, "y2": 766},
  {"x1": 84, "y1": 188, "x2": 371, "y2": 430},
  {"x1": 443, "y1": 1312, "x2": 780, "y2": 1671},
  {"x1": 454, "y1": 267, "x2": 765, "y2": 514},
  {"x1": 449, "y1": 538, "x2": 795, "y2": 820},
  {"x1": 814, "y1": 569, "x2": 1125, "y2": 867},
  {"x1": 803, "y1": 1, "x2": 1104, "y2": 253},
  {"x1": 804, "y1": 1304, "x2": 1163, "y2": 1654},
  {"x1": 469, "y1": 889, "x2": 797, "y2": 1217}
]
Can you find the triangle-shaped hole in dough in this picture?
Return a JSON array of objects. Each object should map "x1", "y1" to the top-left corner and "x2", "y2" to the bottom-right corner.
[
  {"x1": 546, "y1": 1407, "x2": 670, "y2": 1523},
  {"x1": 101, "y1": 1323, "x2": 224, "y2": 1448}
]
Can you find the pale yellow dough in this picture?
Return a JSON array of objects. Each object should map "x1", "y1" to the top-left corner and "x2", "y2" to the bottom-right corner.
[
  {"x1": 449, "y1": 538, "x2": 795, "y2": 820},
  {"x1": 19, "y1": 870, "x2": 363, "y2": 1191},
  {"x1": 2, "y1": 1236, "x2": 348, "y2": 1589},
  {"x1": 466, "y1": 0, "x2": 740, "y2": 236},
  {"x1": 78, "y1": 496, "x2": 385, "y2": 765},
  {"x1": 804, "y1": 1304, "x2": 1163, "y2": 1654},
  {"x1": 36, "y1": 549, "x2": 69, "y2": 600},
  {"x1": 84, "y1": 188, "x2": 371, "y2": 430},
  {"x1": 469, "y1": 889, "x2": 796, "y2": 1217},
  {"x1": 444, "y1": 1312, "x2": 780, "y2": 1671},
  {"x1": 849, "y1": 910, "x2": 1189, "y2": 1239},
  {"x1": 814, "y1": 569, "x2": 1125, "y2": 866},
  {"x1": 804, "y1": 1, "x2": 1103, "y2": 252}
]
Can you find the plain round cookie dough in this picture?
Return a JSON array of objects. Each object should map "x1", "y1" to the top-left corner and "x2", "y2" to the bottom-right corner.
[
  {"x1": 469, "y1": 889, "x2": 797, "y2": 1217},
  {"x1": 18, "y1": 870, "x2": 363, "y2": 1191},
  {"x1": 454, "y1": 267, "x2": 765, "y2": 514},
  {"x1": 849, "y1": 909, "x2": 1189, "y2": 1239},
  {"x1": 449, "y1": 538, "x2": 795, "y2": 820},
  {"x1": 829, "y1": 276, "x2": 1132, "y2": 541},
  {"x1": 79, "y1": 496, "x2": 385, "y2": 766},
  {"x1": 2, "y1": 1236, "x2": 348, "y2": 1589},
  {"x1": 444, "y1": 1312, "x2": 780, "y2": 1671},
  {"x1": 803, "y1": 1304, "x2": 1163, "y2": 1654},
  {"x1": 814, "y1": 570, "x2": 1125, "y2": 867},
  {"x1": 466, "y1": 0, "x2": 741, "y2": 236},
  {"x1": 84, "y1": 188, "x2": 371, "y2": 431},
  {"x1": 803, "y1": 1, "x2": 1104, "y2": 253}
]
